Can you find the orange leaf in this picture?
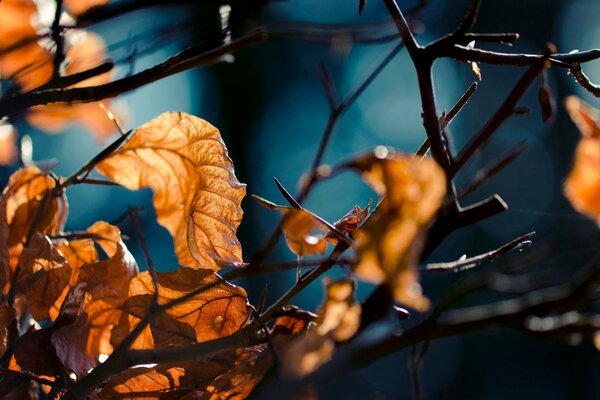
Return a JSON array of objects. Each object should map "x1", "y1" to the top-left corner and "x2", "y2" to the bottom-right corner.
[
  {"x1": 350, "y1": 153, "x2": 446, "y2": 311},
  {"x1": 27, "y1": 31, "x2": 121, "y2": 140},
  {"x1": 77, "y1": 223, "x2": 138, "y2": 306},
  {"x1": 13, "y1": 284, "x2": 87, "y2": 376},
  {"x1": 0, "y1": 0, "x2": 54, "y2": 91},
  {"x1": 64, "y1": 0, "x2": 109, "y2": 16},
  {"x1": 277, "y1": 278, "x2": 360, "y2": 378},
  {"x1": 116, "y1": 268, "x2": 250, "y2": 349},
  {"x1": 16, "y1": 233, "x2": 71, "y2": 321},
  {"x1": 281, "y1": 209, "x2": 328, "y2": 257},
  {"x1": 2, "y1": 167, "x2": 68, "y2": 284},
  {"x1": 564, "y1": 96, "x2": 600, "y2": 224},
  {"x1": 315, "y1": 278, "x2": 360, "y2": 342},
  {"x1": 97, "y1": 112, "x2": 246, "y2": 270}
]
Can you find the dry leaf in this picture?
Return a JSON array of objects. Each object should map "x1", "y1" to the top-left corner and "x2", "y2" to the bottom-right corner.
[
  {"x1": 204, "y1": 346, "x2": 273, "y2": 400},
  {"x1": 564, "y1": 97, "x2": 600, "y2": 224},
  {"x1": 0, "y1": 122, "x2": 18, "y2": 166},
  {"x1": 0, "y1": 0, "x2": 53, "y2": 91},
  {"x1": 325, "y1": 201, "x2": 371, "y2": 244},
  {"x1": 97, "y1": 112, "x2": 246, "y2": 270},
  {"x1": 2, "y1": 167, "x2": 68, "y2": 283},
  {"x1": 350, "y1": 153, "x2": 446, "y2": 311},
  {"x1": 272, "y1": 305, "x2": 317, "y2": 336},
  {"x1": 64, "y1": 0, "x2": 109, "y2": 16},
  {"x1": 96, "y1": 361, "x2": 226, "y2": 399},
  {"x1": 77, "y1": 224, "x2": 138, "y2": 306},
  {"x1": 115, "y1": 268, "x2": 250, "y2": 349},
  {"x1": 278, "y1": 278, "x2": 360, "y2": 378},
  {"x1": 27, "y1": 31, "x2": 121, "y2": 140},
  {"x1": 315, "y1": 278, "x2": 361, "y2": 342},
  {"x1": 16, "y1": 233, "x2": 71, "y2": 321},
  {"x1": 281, "y1": 209, "x2": 328, "y2": 257},
  {"x1": 0, "y1": 298, "x2": 15, "y2": 357},
  {"x1": 13, "y1": 284, "x2": 86, "y2": 376}
]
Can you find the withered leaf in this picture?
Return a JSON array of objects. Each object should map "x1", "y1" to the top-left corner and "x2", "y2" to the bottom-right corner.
[
  {"x1": 272, "y1": 305, "x2": 317, "y2": 336},
  {"x1": 350, "y1": 153, "x2": 446, "y2": 311},
  {"x1": 14, "y1": 284, "x2": 87, "y2": 377},
  {"x1": 315, "y1": 278, "x2": 361, "y2": 342},
  {"x1": 3, "y1": 167, "x2": 68, "y2": 247},
  {"x1": 325, "y1": 200, "x2": 371, "y2": 244},
  {"x1": 27, "y1": 31, "x2": 121, "y2": 140},
  {"x1": 278, "y1": 278, "x2": 360, "y2": 378},
  {"x1": 64, "y1": 0, "x2": 110, "y2": 16},
  {"x1": 281, "y1": 209, "x2": 328, "y2": 257},
  {"x1": 97, "y1": 112, "x2": 246, "y2": 270},
  {"x1": 0, "y1": 0, "x2": 53, "y2": 91},
  {"x1": 16, "y1": 233, "x2": 71, "y2": 321},
  {"x1": 77, "y1": 223, "x2": 138, "y2": 306},
  {"x1": 204, "y1": 346, "x2": 273, "y2": 400},
  {"x1": 2, "y1": 167, "x2": 68, "y2": 283},
  {"x1": 96, "y1": 361, "x2": 226, "y2": 399},
  {"x1": 564, "y1": 96, "x2": 600, "y2": 224},
  {"x1": 116, "y1": 268, "x2": 250, "y2": 349}
]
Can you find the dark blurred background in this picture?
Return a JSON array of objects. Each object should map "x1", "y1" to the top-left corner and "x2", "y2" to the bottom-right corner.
[{"x1": 6, "y1": 0, "x2": 600, "y2": 398}]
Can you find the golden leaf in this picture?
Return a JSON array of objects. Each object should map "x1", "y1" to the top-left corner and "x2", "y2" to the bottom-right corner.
[
  {"x1": 97, "y1": 112, "x2": 246, "y2": 270},
  {"x1": 2, "y1": 167, "x2": 68, "y2": 283},
  {"x1": 115, "y1": 268, "x2": 250, "y2": 349},
  {"x1": 351, "y1": 153, "x2": 446, "y2": 311},
  {"x1": 281, "y1": 209, "x2": 328, "y2": 257},
  {"x1": 0, "y1": 0, "x2": 54, "y2": 91},
  {"x1": 64, "y1": 0, "x2": 109, "y2": 16},
  {"x1": 27, "y1": 31, "x2": 122, "y2": 140},
  {"x1": 16, "y1": 233, "x2": 71, "y2": 321},
  {"x1": 564, "y1": 96, "x2": 600, "y2": 224},
  {"x1": 278, "y1": 278, "x2": 360, "y2": 378}
]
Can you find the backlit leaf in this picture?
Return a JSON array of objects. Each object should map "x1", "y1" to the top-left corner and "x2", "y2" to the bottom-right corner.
[
  {"x1": 564, "y1": 96, "x2": 600, "y2": 224},
  {"x1": 97, "y1": 112, "x2": 246, "y2": 270},
  {"x1": 281, "y1": 209, "x2": 328, "y2": 257},
  {"x1": 350, "y1": 153, "x2": 446, "y2": 311},
  {"x1": 27, "y1": 31, "x2": 122, "y2": 140},
  {"x1": 116, "y1": 268, "x2": 250, "y2": 349},
  {"x1": 16, "y1": 233, "x2": 71, "y2": 321}
]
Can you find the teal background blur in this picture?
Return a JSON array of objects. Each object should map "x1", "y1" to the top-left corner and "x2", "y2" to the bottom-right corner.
[{"x1": 5, "y1": 0, "x2": 600, "y2": 398}]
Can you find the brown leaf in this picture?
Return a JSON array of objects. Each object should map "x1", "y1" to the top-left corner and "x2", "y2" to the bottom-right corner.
[
  {"x1": 325, "y1": 200, "x2": 372, "y2": 244},
  {"x1": 564, "y1": 96, "x2": 600, "y2": 224},
  {"x1": 27, "y1": 31, "x2": 121, "y2": 140},
  {"x1": 272, "y1": 305, "x2": 317, "y2": 336},
  {"x1": 350, "y1": 153, "x2": 446, "y2": 311},
  {"x1": 204, "y1": 346, "x2": 273, "y2": 400},
  {"x1": 16, "y1": 233, "x2": 71, "y2": 321},
  {"x1": 0, "y1": 0, "x2": 53, "y2": 91},
  {"x1": 276, "y1": 278, "x2": 360, "y2": 378},
  {"x1": 2, "y1": 167, "x2": 68, "y2": 286},
  {"x1": 64, "y1": 0, "x2": 109, "y2": 16},
  {"x1": 116, "y1": 268, "x2": 250, "y2": 349},
  {"x1": 315, "y1": 278, "x2": 361, "y2": 342},
  {"x1": 97, "y1": 361, "x2": 226, "y2": 399},
  {"x1": 0, "y1": 298, "x2": 15, "y2": 357},
  {"x1": 77, "y1": 224, "x2": 138, "y2": 306},
  {"x1": 0, "y1": 122, "x2": 18, "y2": 166},
  {"x1": 538, "y1": 84, "x2": 555, "y2": 123},
  {"x1": 281, "y1": 209, "x2": 328, "y2": 257},
  {"x1": 13, "y1": 284, "x2": 86, "y2": 377},
  {"x1": 97, "y1": 112, "x2": 246, "y2": 270}
]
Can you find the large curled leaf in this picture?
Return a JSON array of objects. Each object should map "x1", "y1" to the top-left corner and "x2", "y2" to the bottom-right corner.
[
  {"x1": 97, "y1": 112, "x2": 246, "y2": 270},
  {"x1": 1, "y1": 167, "x2": 68, "y2": 287},
  {"x1": 114, "y1": 268, "x2": 250, "y2": 350},
  {"x1": 350, "y1": 152, "x2": 446, "y2": 311},
  {"x1": 564, "y1": 96, "x2": 600, "y2": 224}
]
